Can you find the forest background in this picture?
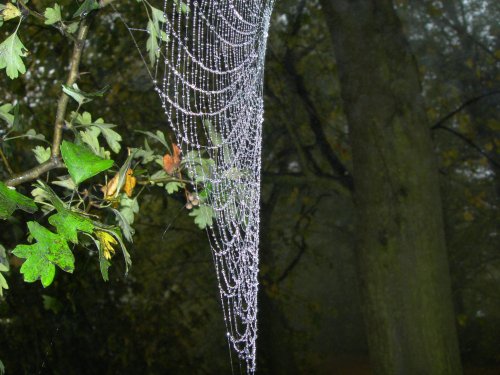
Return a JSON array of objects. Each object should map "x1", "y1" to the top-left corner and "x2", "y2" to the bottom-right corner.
[{"x1": 0, "y1": 0, "x2": 499, "y2": 374}]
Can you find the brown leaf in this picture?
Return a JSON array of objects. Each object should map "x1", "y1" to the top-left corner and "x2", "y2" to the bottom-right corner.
[
  {"x1": 163, "y1": 143, "x2": 182, "y2": 175},
  {"x1": 101, "y1": 172, "x2": 119, "y2": 198}
]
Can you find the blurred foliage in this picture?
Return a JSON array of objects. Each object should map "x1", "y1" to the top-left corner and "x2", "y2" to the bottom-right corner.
[{"x1": 0, "y1": 0, "x2": 499, "y2": 374}]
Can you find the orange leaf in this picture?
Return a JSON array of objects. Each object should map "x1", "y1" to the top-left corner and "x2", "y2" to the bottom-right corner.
[{"x1": 163, "y1": 143, "x2": 181, "y2": 175}]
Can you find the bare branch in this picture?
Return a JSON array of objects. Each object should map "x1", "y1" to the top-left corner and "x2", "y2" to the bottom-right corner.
[{"x1": 5, "y1": 158, "x2": 65, "y2": 187}]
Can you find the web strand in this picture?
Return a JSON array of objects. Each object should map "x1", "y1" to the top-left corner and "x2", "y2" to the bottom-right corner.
[{"x1": 117, "y1": 1, "x2": 274, "y2": 372}]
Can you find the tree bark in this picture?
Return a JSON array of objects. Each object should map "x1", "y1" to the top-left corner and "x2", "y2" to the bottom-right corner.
[{"x1": 318, "y1": 1, "x2": 463, "y2": 374}]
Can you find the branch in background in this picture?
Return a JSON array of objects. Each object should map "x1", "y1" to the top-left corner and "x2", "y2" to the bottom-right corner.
[
  {"x1": 431, "y1": 89, "x2": 500, "y2": 130},
  {"x1": 434, "y1": 126, "x2": 500, "y2": 169},
  {"x1": 279, "y1": 3, "x2": 353, "y2": 191},
  {"x1": 283, "y1": 48, "x2": 353, "y2": 191},
  {"x1": 276, "y1": 193, "x2": 327, "y2": 283},
  {"x1": 430, "y1": 90, "x2": 500, "y2": 169}
]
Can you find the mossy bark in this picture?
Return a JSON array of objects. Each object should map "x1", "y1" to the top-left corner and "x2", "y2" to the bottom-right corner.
[{"x1": 319, "y1": 1, "x2": 463, "y2": 374}]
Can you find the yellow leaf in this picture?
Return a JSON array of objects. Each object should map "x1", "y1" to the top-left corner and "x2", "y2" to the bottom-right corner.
[
  {"x1": 0, "y1": 3, "x2": 21, "y2": 21},
  {"x1": 96, "y1": 231, "x2": 117, "y2": 260},
  {"x1": 463, "y1": 211, "x2": 474, "y2": 222},
  {"x1": 123, "y1": 169, "x2": 136, "y2": 198}
]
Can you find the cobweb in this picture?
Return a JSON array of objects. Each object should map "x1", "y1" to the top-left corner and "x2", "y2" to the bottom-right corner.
[{"x1": 117, "y1": 0, "x2": 275, "y2": 372}]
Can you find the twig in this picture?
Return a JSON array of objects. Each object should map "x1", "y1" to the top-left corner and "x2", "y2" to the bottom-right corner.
[
  {"x1": 51, "y1": 18, "x2": 91, "y2": 158},
  {"x1": 0, "y1": 147, "x2": 14, "y2": 176}
]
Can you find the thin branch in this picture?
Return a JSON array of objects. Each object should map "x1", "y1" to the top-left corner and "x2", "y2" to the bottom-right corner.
[
  {"x1": 435, "y1": 126, "x2": 500, "y2": 169},
  {"x1": 0, "y1": 147, "x2": 14, "y2": 176},
  {"x1": 4, "y1": 18, "x2": 93, "y2": 186},
  {"x1": 5, "y1": 158, "x2": 65, "y2": 186},
  {"x1": 51, "y1": 18, "x2": 91, "y2": 158},
  {"x1": 431, "y1": 89, "x2": 500, "y2": 130}
]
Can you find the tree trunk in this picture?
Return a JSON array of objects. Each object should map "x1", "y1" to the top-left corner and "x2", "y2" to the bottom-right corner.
[{"x1": 318, "y1": 1, "x2": 463, "y2": 374}]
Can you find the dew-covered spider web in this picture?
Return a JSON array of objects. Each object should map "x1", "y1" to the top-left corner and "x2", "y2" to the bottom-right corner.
[{"x1": 116, "y1": 0, "x2": 275, "y2": 372}]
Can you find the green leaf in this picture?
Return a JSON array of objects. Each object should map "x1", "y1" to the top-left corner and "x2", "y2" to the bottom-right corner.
[
  {"x1": 62, "y1": 83, "x2": 109, "y2": 105},
  {"x1": 0, "y1": 103, "x2": 14, "y2": 126},
  {"x1": 204, "y1": 118, "x2": 222, "y2": 146},
  {"x1": 146, "y1": 6, "x2": 169, "y2": 67},
  {"x1": 165, "y1": 181, "x2": 182, "y2": 194},
  {"x1": 0, "y1": 247, "x2": 9, "y2": 296},
  {"x1": 66, "y1": 22, "x2": 79, "y2": 34},
  {"x1": 99, "y1": 254, "x2": 111, "y2": 281},
  {"x1": 51, "y1": 176, "x2": 76, "y2": 190},
  {"x1": 131, "y1": 144, "x2": 156, "y2": 165},
  {"x1": 189, "y1": 204, "x2": 215, "y2": 229},
  {"x1": 25, "y1": 128, "x2": 46, "y2": 141},
  {"x1": 48, "y1": 210, "x2": 94, "y2": 244},
  {"x1": 92, "y1": 123, "x2": 122, "y2": 153},
  {"x1": 32, "y1": 181, "x2": 65, "y2": 211},
  {"x1": 61, "y1": 141, "x2": 113, "y2": 185},
  {"x1": 73, "y1": 0, "x2": 99, "y2": 18},
  {"x1": 0, "y1": 359, "x2": 4, "y2": 375},
  {"x1": 79, "y1": 127, "x2": 101, "y2": 155},
  {"x1": 44, "y1": 4, "x2": 62, "y2": 25},
  {"x1": 173, "y1": 0, "x2": 190, "y2": 14},
  {"x1": 146, "y1": 20, "x2": 160, "y2": 67},
  {"x1": 12, "y1": 221, "x2": 74, "y2": 287},
  {"x1": 111, "y1": 208, "x2": 134, "y2": 242},
  {"x1": 32, "y1": 146, "x2": 51, "y2": 164},
  {"x1": 0, "y1": 181, "x2": 38, "y2": 219},
  {"x1": 136, "y1": 130, "x2": 170, "y2": 150},
  {"x1": 182, "y1": 151, "x2": 216, "y2": 183},
  {"x1": 0, "y1": 32, "x2": 28, "y2": 79}
]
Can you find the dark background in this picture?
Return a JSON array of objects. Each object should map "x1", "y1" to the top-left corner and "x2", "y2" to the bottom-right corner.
[{"x1": 0, "y1": 0, "x2": 499, "y2": 374}]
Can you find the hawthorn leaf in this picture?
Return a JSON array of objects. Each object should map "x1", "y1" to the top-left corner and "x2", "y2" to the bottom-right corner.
[
  {"x1": 111, "y1": 208, "x2": 134, "y2": 242},
  {"x1": 62, "y1": 84, "x2": 109, "y2": 105},
  {"x1": 136, "y1": 130, "x2": 170, "y2": 150},
  {"x1": 48, "y1": 210, "x2": 94, "y2": 244},
  {"x1": 189, "y1": 204, "x2": 215, "y2": 229},
  {"x1": 44, "y1": 4, "x2": 62, "y2": 25},
  {"x1": 146, "y1": 20, "x2": 159, "y2": 67},
  {"x1": 52, "y1": 176, "x2": 76, "y2": 190},
  {"x1": 0, "y1": 32, "x2": 28, "y2": 79},
  {"x1": 0, "y1": 3, "x2": 21, "y2": 22},
  {"x1": 60, "y1": 141, "x2": 114, "y2": 185},
  {"x1": 92, "y1": 124, "x2": 122, "y2": 153},
  {"x1": 0, "y1": 103, "x2": 14, "y2": 126},
  {"x1": 66, "y1": 22, "x2": 79, "y2": 34},
  {"x1": 79, "y1": 127, "x2": 101, "y2": 155},
  {"x1": 12, "y1": 221, "x2": 74, "y2": 287},
  {"x1": 0, "y1": 181, "x2": 38, "y2": 219},
  {"x1": 165, "y1": 181, "x2": 182, "y2": 194},
  {"x1": 32, "y1": 146, "x2": 51, "y2": 164}
]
